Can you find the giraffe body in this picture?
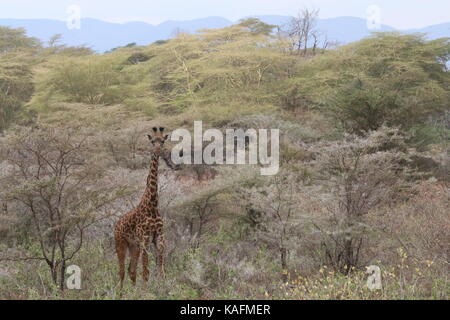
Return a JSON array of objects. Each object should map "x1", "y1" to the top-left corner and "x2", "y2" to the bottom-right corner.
[{"x1": 114, "y1": 127, "x2": 170, "y2": 288}]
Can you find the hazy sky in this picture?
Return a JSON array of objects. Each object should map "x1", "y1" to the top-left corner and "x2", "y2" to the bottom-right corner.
[{"x1": 1, "y1": 0, "x2": 449, "y2": 29}]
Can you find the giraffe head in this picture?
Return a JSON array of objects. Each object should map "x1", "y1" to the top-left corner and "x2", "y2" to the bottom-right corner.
[
  {"x1": 148, "y1": 127, "x2": 169, "y2": 150},
  {"x1": 148, "y1": 127, "x2": 181, "y2": 170}
]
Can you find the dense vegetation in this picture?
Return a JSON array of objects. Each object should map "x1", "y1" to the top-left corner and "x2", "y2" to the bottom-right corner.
[{"x1": 0, "y1": 19, "x2": 449, "y2": 300}]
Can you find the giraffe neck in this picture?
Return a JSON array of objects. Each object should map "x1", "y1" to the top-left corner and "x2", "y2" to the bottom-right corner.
[{"x1": 138, "y1": 149, "x2": 160, "y2": 218}]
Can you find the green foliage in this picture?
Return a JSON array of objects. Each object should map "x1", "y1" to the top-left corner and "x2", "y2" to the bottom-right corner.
[
  {"x1": 41, "y1": 55, "x2": 132, "y2": 105},
  {"x1": 0, "y1": 27, "x2": 43, "y2": 131},
  {"x1": 3, "y1": 24, "x2": 448, "y2": 144},
  {"x1": 237, "y1": 18, "x2": 277, "y2": 36},
  {"x1": 407, "y1": 111, "x2": 450, "y2": 148},
  {"x1": 0, "y1": 53, "x2": 36, "y2": 131},
  {"x1": 0, "y1": 27, "x2": 41, "y2": 54},
  {"x1": 31, "y1": 21, "x2": 296, "y2": 122},
  {"x1": 289, "y1": 33, "x2": 450, "y2": 134},
  {"x1": 126, "y1": 52, "x2": 152, "y2": 65}
]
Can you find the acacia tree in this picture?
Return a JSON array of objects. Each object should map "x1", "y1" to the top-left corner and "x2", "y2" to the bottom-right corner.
[
  {"x1": 314, "y1": 127, "x2": 412, "y2": 273},
  {"x1": 0, "y1": 27, "x2": 42, "y2": 131},
  {"x1": 144, "y1": 20, "x2": 297, "y2": 106},
  {"x1": 0, "y1": 128, "x2": 127, "y2": 290},
  {"x1": 0, "y1": 56, "x2": 33, "y2": 132},
  {"x1": 285, "y1": 8, "x2": 320, "y2": 56},
  {"x1": 0, "y1": 27, "x2": 41, "y2": 54},
  {"x1": 291, "y1": 33, "x2": 450, "y2": 136},
  {"x1": 237, "y1": 171, "x2": 305, "y2": 279},
  {"x1": 171, "y1": 180, "x2": 231, "y2": 249},
  {"x1": 238, "y1": 18, "x2": 276, "y2": 36}
]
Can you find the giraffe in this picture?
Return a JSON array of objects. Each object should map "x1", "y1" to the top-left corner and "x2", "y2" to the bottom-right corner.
[{"x1": 114, "y1": 127, "x2": 177, "y2": 289}]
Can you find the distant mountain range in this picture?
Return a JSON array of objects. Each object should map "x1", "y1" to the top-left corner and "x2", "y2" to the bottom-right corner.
[{"x1": 0, "y1": 16, "x2": 449, "y2": 52}]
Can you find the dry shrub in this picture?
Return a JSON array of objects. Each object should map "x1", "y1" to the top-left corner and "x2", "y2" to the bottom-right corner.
[
  {"x1": 311, "y1": 127, "x2": 414, "y2": 273},
  {"x1": 384, "y1": 180, "x2": 449, "y2": 270},
  {"x1": 0, "y1": 127, "x2": 129, "y2": 289}
]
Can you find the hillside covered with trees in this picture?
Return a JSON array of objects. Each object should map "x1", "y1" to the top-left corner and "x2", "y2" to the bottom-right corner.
[{"x1": 0, "y1": 17, "x2": 449, "y2": 299}]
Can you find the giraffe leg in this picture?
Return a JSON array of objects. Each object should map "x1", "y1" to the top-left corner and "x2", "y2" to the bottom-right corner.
[
  {"x1": 154, "y1": 233, "x2": 166, "y2": 279},
  {"x1": 142, "y1": 239, "x2": 150, "y2": 282},
  {"x1": 128, "y1": 244, "x2": 141, "y2": 286},
  {"x1": 115, "y1": 238, "x2": 128, "y2": 291}
]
